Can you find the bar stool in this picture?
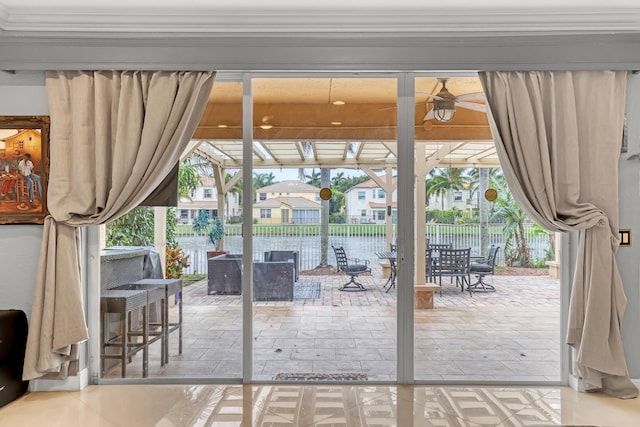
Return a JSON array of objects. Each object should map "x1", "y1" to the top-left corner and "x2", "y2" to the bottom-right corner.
[
  {"x1": 133, "y1": 278, "x2": 183, "y2": 363},
  {"x1": 100, "y1": 289, "x2": 149, "y2": 378},
  {"x1": 115, "y1": 283, "x2": 167, "y2": 366}
]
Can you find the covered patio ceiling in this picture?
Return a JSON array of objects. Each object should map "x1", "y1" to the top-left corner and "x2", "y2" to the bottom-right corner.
[{"x1": 189, "y1": 76, "x2": 500, "y2": 172}]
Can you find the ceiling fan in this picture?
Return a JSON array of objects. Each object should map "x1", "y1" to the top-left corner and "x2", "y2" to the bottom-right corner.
[{"x1": 420, "y1": 78, "x2": 486, "y2": 123}]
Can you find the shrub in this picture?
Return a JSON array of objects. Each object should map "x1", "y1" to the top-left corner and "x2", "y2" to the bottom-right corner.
[
  {"x1": 166, "y1": 245, "x2": 190, "y2": 278},
  {"x1": 208, "y1": 216, "x2": 224, "y2": 250}
]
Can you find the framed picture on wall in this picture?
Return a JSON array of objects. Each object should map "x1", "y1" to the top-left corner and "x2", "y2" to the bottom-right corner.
[{"x1": 0, "y1": 116, "x2": 50, "y2": 224}]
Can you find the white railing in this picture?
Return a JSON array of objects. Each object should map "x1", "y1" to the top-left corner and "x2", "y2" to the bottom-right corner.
[{"x1": 176, "y1": 223, "x2": 551, "y2": 275}]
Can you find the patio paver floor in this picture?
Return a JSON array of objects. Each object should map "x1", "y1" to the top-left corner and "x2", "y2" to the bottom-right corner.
[{"x1": 105, "y1": 268, "x2": 560, "y2": 382}]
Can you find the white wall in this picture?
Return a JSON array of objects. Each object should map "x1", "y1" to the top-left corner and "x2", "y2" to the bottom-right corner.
[
  {"x1": 618, "y1": 72, "x2": 640, "y2": 376},
  {"x1": 0, "y1": 71, "x2": 47, "y2": 316}
]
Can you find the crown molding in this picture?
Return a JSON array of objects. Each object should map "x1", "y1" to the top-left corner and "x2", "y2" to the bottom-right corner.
[
  {"x1": 2, "y1": 32, "x2": 640, "y2": 72},
  {"x1": 0, "y1": 4, "x2": 7, "y2": 28},
  {"x1": 0, "y1": 7, "x2": 639, "y2": 35}
]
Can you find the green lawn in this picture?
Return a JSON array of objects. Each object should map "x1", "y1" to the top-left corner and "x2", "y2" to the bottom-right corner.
[{"x1": 181, "y1": 274, "x2": 207, "y2": 286}]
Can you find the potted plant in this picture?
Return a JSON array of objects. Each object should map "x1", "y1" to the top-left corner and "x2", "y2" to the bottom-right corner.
[{"x1": 206, "y1": 216, "x2": 226, "y2": 259}]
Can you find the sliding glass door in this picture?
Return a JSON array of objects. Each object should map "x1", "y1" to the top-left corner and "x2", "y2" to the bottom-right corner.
[
  {"x1": 93, "y1": 72, "x2": 562, "y2": 386},
  {"x1": 249, "y1": 76, "x2": 398, "y2": 382}
]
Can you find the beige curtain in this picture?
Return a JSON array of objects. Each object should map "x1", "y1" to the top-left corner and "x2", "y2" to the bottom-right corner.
[
  {"x1": 23, "y1": 71, "x2": 215, "y2": 380},
  {"x1": 479, "y1": 70, "x2": 637, "y2": 399}
]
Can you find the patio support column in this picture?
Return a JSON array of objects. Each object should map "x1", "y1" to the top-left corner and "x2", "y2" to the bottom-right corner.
[
  {"x1": 319, "y1": 167, "x2": 330, "y2": 267},
  {"x1": 217, "y1": 196, "x2": 225, "y2": 249},
  {"x1": 153, "y1": 207, "x2": 167, "y2": 275},
  {"x1": 212, "y1": 164, "x2": 227, "y2": 250},
  {"x1": 362, "y1": 165, "x2": 397, "y2": 250},
  {"x1": 479, "y1": 168, "x2": 489, "y2": 257},
  {"x1": 385, "y1": 165, "x2": 394, "y2": 250},
  {"x1": 415, "y1": 143, "x2": 427, "y2": 285}
]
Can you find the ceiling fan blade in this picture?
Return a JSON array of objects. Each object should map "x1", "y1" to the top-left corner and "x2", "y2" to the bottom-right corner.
[
  {"x1": 423, "y1": 109, "x2": 435, "y2": 121},
  {"x1": 455, "y1": 91, "x2": 485, "y2": 101},
  {"x1": 456, "y1": 101, "x2": 487, "y2": 112},
  {"x1": 378, "y1": 101, "x2": 428, "y2": 112},
  {"x1": 416, "y1": 91, "x2": 444, "y2": 101}
]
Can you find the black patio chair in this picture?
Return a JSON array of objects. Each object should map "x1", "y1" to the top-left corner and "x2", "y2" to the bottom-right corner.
[
  {"x1": 332, "y1": 245, "x2": 371, "y2": 292},
  {"x1": 426, "y1": 243, "x2": 451, "y2": 282},
  {"x1": 428, "y1": 243, "x2": 452, "y2": 250},
  {"x1": 469, "y1": 245, "x2": 500, "y2": 292},
  {"x1": 426, "y1": 248, "x2": 434, "y2": 282},
  {"x1": 432, "y1": 248, "x2": 472, "y2": 296}
]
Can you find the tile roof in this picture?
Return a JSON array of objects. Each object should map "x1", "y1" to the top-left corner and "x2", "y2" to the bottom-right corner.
[{"x1": 257, "y1": 180, "x2": 320, "y2": 193}]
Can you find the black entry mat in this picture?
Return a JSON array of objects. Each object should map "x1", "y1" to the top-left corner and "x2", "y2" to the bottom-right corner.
[
  {"x1": 293, "y1": 282, "x2": 321, "y2": 299},
  {"x1": 274, "y1": 373, "x2": 368, "y2": 381}
]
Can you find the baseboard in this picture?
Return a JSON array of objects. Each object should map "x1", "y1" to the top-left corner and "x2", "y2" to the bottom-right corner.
[
  {"x1": 569, "y1": 375, "x2": 640, "y2": 392},
  {"x1": 568, "y1": 374, "x2": 585, "y2": 392},
  {"x1": 29, "y1": 368, "x2": 89, "y2": 392}
]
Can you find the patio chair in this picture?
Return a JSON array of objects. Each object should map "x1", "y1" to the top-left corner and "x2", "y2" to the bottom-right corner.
[
  {"x1": 426, "y1": 248, "x2": 434, "y2": 282},
  {"x1": 332, "y1": 245, "x2": 371, "y2": 292},
  {"x1": 432, "y1": 248, "x2": 472, "y2": 296},
  {"x1": 469, "y1": 245, "x2": 500, "y2": 292},
  {"x1": 426, "y1": 243, "x2": 451, "y2": 282},
  {"x1": 428, "y1": 243, "x2": 452, "y2": 251}
]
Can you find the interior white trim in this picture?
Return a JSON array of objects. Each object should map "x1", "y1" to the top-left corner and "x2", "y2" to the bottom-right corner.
[
  {"x1": 1, "y1": 33, "x2": 640, "y2": 72},
  {"x1": 1, "y1": 7, "x2": 640, "y2": 34},
  {"x1": 30, "y1": 368, "x2": 89, "y2": 392},
  {"x1": 569, "y1": 374, "x2": 585, "y2": 393}
]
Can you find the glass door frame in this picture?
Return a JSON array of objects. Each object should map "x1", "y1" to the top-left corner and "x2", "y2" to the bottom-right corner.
[
  {"x1": 87, "y1": 71, "x2": 568, "y2": 386},
  {"x1": 241, "y1": 72, "x2": 412, "y2": 383},
  {"x1": 242, "y1": 72, "x2": 569, "y2": 385}
]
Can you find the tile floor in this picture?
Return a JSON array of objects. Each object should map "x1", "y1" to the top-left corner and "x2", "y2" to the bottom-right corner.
[
  {"x1": 2, "y1": 384, "x2": 640, "y2": 426},
  {"x1": 104, "y1": 271, "x2": 561, "y2": 383}
]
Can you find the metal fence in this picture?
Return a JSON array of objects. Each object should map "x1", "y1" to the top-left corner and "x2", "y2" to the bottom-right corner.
[{"x1": 176, "y1": 223, "x2": 552, "y2": 275}]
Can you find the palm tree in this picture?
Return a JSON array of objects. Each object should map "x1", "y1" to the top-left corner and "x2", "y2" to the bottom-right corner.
[
  {"x1": 224, "y1": 172, "x2": 243, "y2": 219},
  {"x1": 491, "y1": 180, "x2": 532, "y2": 267},
  {"x1": 331, "y1": 171, "x2": 345, "y2": 186},
  {"x1": 305, "y1": 169, "x2": 321, "y2": 187},
  {"x1": 426, "y1": 168, "x2": 470, "y2": 211},
  {"x1": 178, "y1": 159, "x2": 202, "y2": 201},
  {"x1": 253, "y1": 172, "x2": 275, "y2": 188},
  {"x1": 466, "y1": 167, "x2": 503, "y2": 256},
  {"x1": 252, "y1": 172, "x2": 276, "y2": 201},
  {"x1": 466, "y1": 168, "x2": 504, "y2": 200}
]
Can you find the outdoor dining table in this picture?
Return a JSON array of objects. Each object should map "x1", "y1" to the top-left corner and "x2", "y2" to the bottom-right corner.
[
  {"x1": 376, "y1": 249, "x2": 486, "y2": 293},
  {"x1": 375, "y1": 251, "x2": 397, "y2": 293}
]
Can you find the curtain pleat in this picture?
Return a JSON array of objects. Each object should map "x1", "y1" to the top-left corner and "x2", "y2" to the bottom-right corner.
[
  {"x1": 479, "y1": 70, "x2": 637, "y2": 399},
  {"x1": 23, "y1": 70, "x2": 214, "y2": 380}
]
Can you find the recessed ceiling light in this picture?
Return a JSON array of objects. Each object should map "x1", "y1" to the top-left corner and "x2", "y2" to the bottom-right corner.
[
  {"x1": 331, "y1": 121, "x2": 342, "y2": 126},
  {"x1": 217, "y1": 124, "x2": 227, "y2": 128},
  {"x1": 260, "y1": 124, "x2": 273, "y2": 130},
  {"x1": 332, "y1": 100, "x2": 346, "y2": 105}
]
